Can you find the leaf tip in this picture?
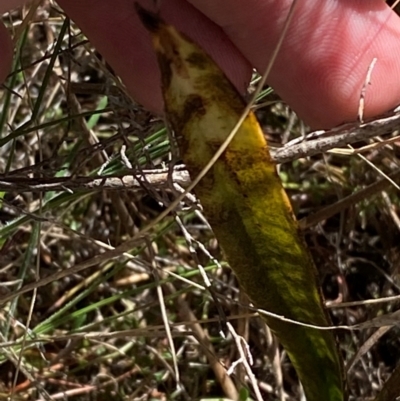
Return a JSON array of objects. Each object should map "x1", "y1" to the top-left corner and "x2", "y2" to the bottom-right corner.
[{"x1": 134, "y1": 2, "x2": 162, "y2": 33}]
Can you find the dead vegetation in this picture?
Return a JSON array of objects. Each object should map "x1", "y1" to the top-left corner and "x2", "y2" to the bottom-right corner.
[{"x1": 1, "y1": 2, "x2": 400, "y2": 401}]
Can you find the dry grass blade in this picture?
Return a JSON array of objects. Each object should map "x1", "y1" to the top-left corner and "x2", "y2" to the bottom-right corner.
[
  {"x1": 346, "y1": 326, "x2": 392, "y2": 373},
  {"x1": 373, "y1": 362, "x2": 400, "y2": 401}
]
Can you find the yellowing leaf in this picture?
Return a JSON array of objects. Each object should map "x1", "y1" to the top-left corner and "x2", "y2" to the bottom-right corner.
[{"x1": 137, "y1": 5, "x2": 345, "y2": 401}]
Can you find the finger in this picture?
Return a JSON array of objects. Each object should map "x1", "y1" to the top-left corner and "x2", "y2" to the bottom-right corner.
[
  {"x1": 0, "y1": 22, "x2": 13, "y2": 84},
  {"x1": 187, "y1": 0, "x2": 400, "y2": 128},
  {"x1": 0, "y1": 0, "x2": 25, "y2": 14},
  {"x1": 57, "y1": 0, "x2": 252, "y2": 115}
]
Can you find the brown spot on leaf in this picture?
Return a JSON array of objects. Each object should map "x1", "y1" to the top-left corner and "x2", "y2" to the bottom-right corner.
[
  {"x1": 167, "y1": 95, "x2": 207, "y2": 157},
  {"x1": 181, "y1": 94, "x2": 207, "y2": 128},
  {"x1": 185, "y1": 52, "x2": 210, "y2": 70},
  {"x1": 157, "y1": 53, "x2": 172, "y2": 91}
]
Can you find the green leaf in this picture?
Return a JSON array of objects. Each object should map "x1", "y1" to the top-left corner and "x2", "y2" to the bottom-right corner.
[{"x1": 138, "y1": 6, "x2": 346, "y2": 401}]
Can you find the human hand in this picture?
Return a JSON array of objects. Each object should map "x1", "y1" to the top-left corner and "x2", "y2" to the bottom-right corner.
[{"x1": 2, "y1": 0, "x2": 400, "y2": 129}]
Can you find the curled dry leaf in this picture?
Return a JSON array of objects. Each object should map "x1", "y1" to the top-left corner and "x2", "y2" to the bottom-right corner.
[{"x1": 136, "y1": 5, "x2": 345, "y2": 401}]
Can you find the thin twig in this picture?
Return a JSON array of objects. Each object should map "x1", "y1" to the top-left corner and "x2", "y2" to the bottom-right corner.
[
  {"x1": 1, "y1": 111, "x2": 400, "y2": 194},
  {"x1": 273, "y1": 110, "x2": 400, "y2": 163},
  {"x1": 227, "y1": 322, "x2": 263, "y2": 401}
]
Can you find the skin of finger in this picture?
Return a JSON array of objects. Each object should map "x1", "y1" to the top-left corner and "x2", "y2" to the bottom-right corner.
[
  {"x1": 57, "y1": 0, "x2": 252, "y2": 115},
  {"x1": 0, "y1": 22, "x2": 13, "y2": 84},
  {"x1": 188, "y1": 0, "x2": 400, "y2": 128},
  {"x1": 0, "y1": 0, "x2": 26, "y2": 84},
  {"x1": 0, "y1": 0, "x2": 25, "y2": 13}
]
